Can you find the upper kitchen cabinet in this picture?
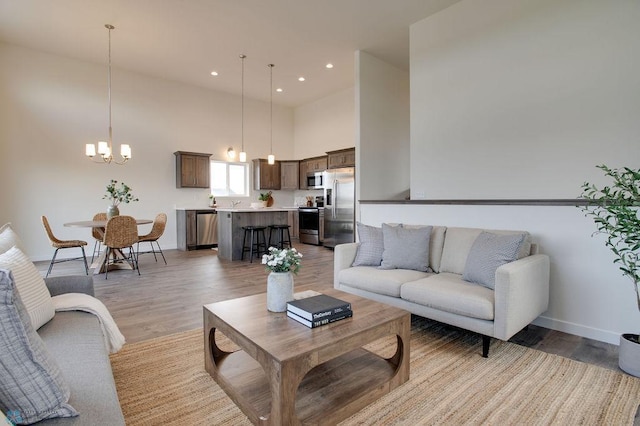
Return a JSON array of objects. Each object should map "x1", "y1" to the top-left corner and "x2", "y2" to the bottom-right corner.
[
  {"x1": 327, "y1": 148, "x2": 355, "y2": 169},
  {"x1": 280, "y1": 160, "x2": 300, "y2": 190},
  {"x1": 253, "y1": 159, "x2": 281, "y2": 190},
  {"x1": 174, "y1": 151, "x2": 212, "y2": 188},
  {"x1": 299, "y1": 156, "x2": 328, "y2": 189}
]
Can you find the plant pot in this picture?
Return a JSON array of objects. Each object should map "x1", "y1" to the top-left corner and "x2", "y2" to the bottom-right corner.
[
  {"x1": 266, "y1": 272, "x2": 294, "y2": 312},
  {"x1": 619, "y1": 333, "x2": 640, "y2": 377},
  {"x1": 107, "y1": 205, "x2": 120, "y2": 220}
]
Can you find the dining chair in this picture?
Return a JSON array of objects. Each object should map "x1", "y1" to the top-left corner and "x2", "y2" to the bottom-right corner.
[
  {"x1": 137, "y1": 213, "x2": 167, "y2": 265},
  {"x1": 91, "y1": 212, "x2": 107, "y2": 263},
  {"x1": 102, "y1": 215, "x2": 140, "y2": 279},
  {"x1": 41, "y1": 215, "x2": 89, "y2": 278}
]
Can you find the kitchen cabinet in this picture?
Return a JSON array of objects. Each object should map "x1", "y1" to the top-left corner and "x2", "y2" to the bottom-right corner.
[
  {"x1": 327, "y1": 148, "x2": 355, "y2": 169},
  {"x1": 253, "y1": 159, "x2": 281, "y2": 190},
  {"x1": 176, "y1": 210, "x2": 197, "y2": 250},
  {"x1": 280, "y1": 161, "x2": 300, "y2": 190},
  {"x1": 174, "y1": 151, "x2": 211, "y2": 188},
  {"x1": 299, "y1": 156, "x2": 328, "y2": 189}
]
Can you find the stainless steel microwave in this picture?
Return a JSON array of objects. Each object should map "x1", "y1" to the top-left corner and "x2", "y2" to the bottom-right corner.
[{"x1": 306, "y1": 172, "x2": 324, "y2": 189}]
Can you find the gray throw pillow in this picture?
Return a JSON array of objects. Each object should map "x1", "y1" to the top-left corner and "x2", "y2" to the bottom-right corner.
[
  {"x1": 462, "y1": 232, "x2": 526, "y2": 289},
  {"x1": 0, "y1": 269, "x2": 78, "y2": 424},
  {"x1": 352, "y1": 223, "x2": 384, "y2": 267},
  {"x1": 380, "y1": 224, "x2": 432, "y2": 272}
]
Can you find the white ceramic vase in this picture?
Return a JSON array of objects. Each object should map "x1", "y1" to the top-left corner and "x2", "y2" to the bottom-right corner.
[
  {"x1": 267, "y1": 272, "x2": 294, "y2": 312},
  {"x1": 619, "y1": 333, "x2": 640, "y2": 377}
]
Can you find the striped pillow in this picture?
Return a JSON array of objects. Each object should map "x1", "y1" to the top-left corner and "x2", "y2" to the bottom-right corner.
[
  {"x1": 462, "y1": 232, "x2": 526, "y2": 289},
  {"x1": 0, "y1": 247, "x2": 54, "y2": 329},
  {"x1": 0, "y1": 269, "x2": 78, "y2": 424}
]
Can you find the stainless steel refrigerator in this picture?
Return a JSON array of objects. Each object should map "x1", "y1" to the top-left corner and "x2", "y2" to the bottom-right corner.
[{"x1": 323, "y1": 167, "x2": 355, "y2": 248}]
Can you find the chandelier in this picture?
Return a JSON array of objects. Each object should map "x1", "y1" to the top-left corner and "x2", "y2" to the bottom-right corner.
[
  {"x1": 85, "y1": 24, "x2": 131, "y2": 165},
  {"x1": 239, "y1": 54, "x2": 247, "y2": 162}
]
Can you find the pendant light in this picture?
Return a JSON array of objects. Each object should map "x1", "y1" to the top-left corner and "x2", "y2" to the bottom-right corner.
[
  {"x1": 239, "y1": 54, "x2": 247, "y2": 162},
  {"x1": 85, "y1": 24, "x2": 131, "y2": 165},
  {"x1": 267, "y1": 63, "x2": 275, "y2": 165}
]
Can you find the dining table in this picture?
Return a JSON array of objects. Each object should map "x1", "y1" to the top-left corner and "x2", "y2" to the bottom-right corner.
[{"x1": 64, "y1": 218, "x2": 153, "y2": 274}]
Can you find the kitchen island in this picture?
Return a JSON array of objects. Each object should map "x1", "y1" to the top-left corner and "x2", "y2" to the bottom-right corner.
[{"x1": 216, "y1": 207, "x2": 298, "y2": 261}]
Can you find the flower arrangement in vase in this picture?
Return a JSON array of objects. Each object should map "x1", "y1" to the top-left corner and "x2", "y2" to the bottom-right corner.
[
  {"x1": 103, "y1": 179, "x2": 139, "y2": 219},
  {"x1": 262, "y1": 247, "x2": 303, "y2": 312}
]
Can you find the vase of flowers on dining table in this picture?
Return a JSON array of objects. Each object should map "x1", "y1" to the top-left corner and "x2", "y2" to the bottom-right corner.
[
  {"x1": 103, "y1": 179, "x2": 139, "y2": 219},
  {"x1": 262, "y1": 246, "x2": 303, "y2": 312}
]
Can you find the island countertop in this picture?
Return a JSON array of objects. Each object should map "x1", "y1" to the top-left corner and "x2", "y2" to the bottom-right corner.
[{"x1": 215, "y1": 207, "x2": 299, "y2": 212}]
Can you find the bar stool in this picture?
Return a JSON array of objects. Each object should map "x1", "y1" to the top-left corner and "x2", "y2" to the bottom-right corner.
[
  {"x1": 268, "y1": 224, "x2": 292, "y2": 249},
  {"x1": 241, "y1": 226, "x2": 267, "y2": 262}
]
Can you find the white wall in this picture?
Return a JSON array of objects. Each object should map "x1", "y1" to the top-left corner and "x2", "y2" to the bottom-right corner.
[
  {"x1": 410, "y1": 0, "x2": 640, "y2": 199},
  {"x1": 356, "y1": 51, "x2": 410, "y2": 201},
  {"x1": 293, "y1": 87, "x2": 355, "y2": 160},
  {"x1": 359, "y1": 0, "x2": 640, "y2": 344},
  {"x1": 0, "y1": 43, "x2": 294, "y2": 260}
]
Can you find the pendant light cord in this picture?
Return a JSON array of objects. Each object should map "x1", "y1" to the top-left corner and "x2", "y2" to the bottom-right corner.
[
  {"x1": 269, "y1": 64, "x2": 274, "y2": 155},
  {"x1": 107, "y1": 24, "x2": 114, "y2": 150},
  {"x1": 240, "y1": 54, "x2": 245, "y2": 153}
]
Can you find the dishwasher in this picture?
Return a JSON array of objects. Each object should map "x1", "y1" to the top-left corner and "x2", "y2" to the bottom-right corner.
[{"x1": 196, "y1": 211, "x2": 218, "y2": 248}]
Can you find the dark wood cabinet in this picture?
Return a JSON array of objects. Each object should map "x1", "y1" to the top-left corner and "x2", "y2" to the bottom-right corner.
[
  {"x1": 327, "y1": 148, "x2": 355, "y2": 169},
  {"x1": 175, "y1": 151, "x2": 211, "y2": 188},
  {"x1": 299, "y1": 156, "x2": 328, "y2": 189},
  {"x1": 253, "y1": 159, "x2": 281, "y2": 190},
  {"x1": 280, "y1": 161, "x2": 300, "y2": 190}
]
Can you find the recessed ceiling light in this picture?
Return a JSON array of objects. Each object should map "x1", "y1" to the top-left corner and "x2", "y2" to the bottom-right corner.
[
  {"x1": 210, "y1": 71, "x2": 218, "y2": 76},
  {"x1": 298, "y1": 77, "x2": 305, "y2": 82},
  {"x1": 276, "y1": 88, "x2": 283, "y2": 92},
  {"x1": 326, "y1": 63, "x2": 334, "y2": 69}
]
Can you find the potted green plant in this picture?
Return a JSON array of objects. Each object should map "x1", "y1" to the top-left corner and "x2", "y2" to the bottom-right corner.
[
  {"x1": 103, "y1": 179, "x2": 139, "y2": 219},
  {"x1": 580, "y1": 165, "x2": 640, "y2": 376},
  {"x1": 258, "y1": 191, "x2": 273, "y2": 207},
  {"x1": 262, "y1": 246, "x2": 303, "y2": 312}
]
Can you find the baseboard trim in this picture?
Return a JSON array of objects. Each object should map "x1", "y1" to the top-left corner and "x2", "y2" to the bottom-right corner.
[{"x1": 533, "y1": 315, "x2": 621, "y2": 345}]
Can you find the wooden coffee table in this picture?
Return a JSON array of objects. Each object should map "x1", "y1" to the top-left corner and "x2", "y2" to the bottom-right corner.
[{"x1": 203, "y1": 290, "x2": 410, "y2": 425}]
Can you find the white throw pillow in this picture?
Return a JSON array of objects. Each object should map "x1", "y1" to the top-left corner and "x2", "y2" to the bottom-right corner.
[
  {"x1": 0, "y1": 247, "x2": 54, "y2": 329},
  {"x1": 0, "y1": 223, "x2": 25, "y2": 255}
]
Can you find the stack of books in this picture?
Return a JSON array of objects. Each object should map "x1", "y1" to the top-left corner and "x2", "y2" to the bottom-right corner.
[{"x1": 286, "y1": 293, "x2": 353, "y2": 328}]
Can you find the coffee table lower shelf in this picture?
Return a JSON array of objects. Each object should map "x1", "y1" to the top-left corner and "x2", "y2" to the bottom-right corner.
[{"x1": 212, "y1": 346, "x2": 399, "y2": 424}]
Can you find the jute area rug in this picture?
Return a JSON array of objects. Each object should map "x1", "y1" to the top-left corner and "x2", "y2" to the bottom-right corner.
[{"x1": 110, "y1": 317, "x2": 640, "y2": 425}]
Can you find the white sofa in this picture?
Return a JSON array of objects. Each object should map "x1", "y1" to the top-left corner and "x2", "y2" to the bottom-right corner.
[{"x1": 334, "y1": 225, "x2": 550, "y2": 357}]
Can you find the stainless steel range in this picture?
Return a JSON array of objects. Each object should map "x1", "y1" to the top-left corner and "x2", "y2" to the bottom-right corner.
[{"x1": 298, "y1": 207, "x2": 324, "y2": 245}]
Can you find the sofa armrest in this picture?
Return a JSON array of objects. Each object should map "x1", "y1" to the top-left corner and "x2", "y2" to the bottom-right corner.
[
  {"x1": 333, "y1": 243, "x2": 359, "y2": 289},
  {"x1": 493, "y1": 254, "x2": 550, "y2": 340},
  {"x1": 44, "y1": 275, "x2": 95, "y2": 297}
]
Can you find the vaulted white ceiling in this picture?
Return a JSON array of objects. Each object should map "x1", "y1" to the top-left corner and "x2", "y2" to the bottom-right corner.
[{"x1": 0, "y1": 0, "x2": 459, "y2": 107}]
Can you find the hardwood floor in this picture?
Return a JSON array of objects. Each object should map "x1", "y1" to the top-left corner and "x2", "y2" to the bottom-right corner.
[{"x1": 36, "y1": 242, "x2": 620, "y2": 369}]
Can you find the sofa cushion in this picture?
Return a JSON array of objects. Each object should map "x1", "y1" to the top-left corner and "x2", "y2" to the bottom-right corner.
[
  {"x1": 0, "y1": 269, "x2": 77, "y2": 424},
  {"x1": 352, "y1": 222, "x2": 384, "y2": 267},
  {"x1": 339, "y1": 266, "x2": 431, "y2": 298},
  {"x1": 463, "y1": 232, "x2": 526, "y2": 289},
  {"x1": 0, "y1": 223, "x2": 25, "y2": 255},
  {"x1": 380, "y1": 224, "x2": 432, "y2": 272},
  {"x1": 0, "y1": 247, "x2": 55, "y2": 330},
  {"x1": 439, "y1": 228, "x2": 483, "y2": 275},
  {"x1": 401, "y1": 273, "x2": 495, "y2": 320},
  {"x1": 38, "y1": 311, "x2": 126, "y2": 425}
]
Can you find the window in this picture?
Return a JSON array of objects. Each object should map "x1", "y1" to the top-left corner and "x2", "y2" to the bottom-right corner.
[{"x1": 210, "y1": 160, "x2": 249, "y2": 197}]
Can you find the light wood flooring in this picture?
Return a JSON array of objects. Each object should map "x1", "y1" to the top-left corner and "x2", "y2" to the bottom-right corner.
[{"x1": 36, "y1": 242, "x2": 620, "y2": 370}]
